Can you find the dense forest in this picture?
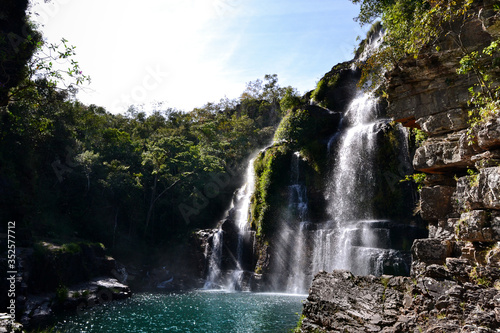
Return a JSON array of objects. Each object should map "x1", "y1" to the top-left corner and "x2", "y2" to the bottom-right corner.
[{"x1": 0, "y1": 0, "x2": 303, "y2": 261}]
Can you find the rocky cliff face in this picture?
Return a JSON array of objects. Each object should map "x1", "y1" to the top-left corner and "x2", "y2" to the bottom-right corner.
[{"x1": 300, "y1": 1, "x2": 500, "y2": 332}]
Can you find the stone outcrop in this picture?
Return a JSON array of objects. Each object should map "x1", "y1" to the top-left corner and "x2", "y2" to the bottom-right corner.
[
  {"x1": 456, "y1": 167, "x2": 500, "y2": 211},
  {"x1": 412, "y1": 130, "x2": 482, "y2": 173},
  {"x1": 302, "y1": 271, "x2": 500, "y2": 333}
]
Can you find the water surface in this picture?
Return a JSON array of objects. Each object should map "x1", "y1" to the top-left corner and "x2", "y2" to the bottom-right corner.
[{"x1": 55, "y1": 291, "x2": 305, "y2": 332}]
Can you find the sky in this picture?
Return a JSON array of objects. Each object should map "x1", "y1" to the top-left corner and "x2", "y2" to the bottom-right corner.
[{"x1": 30, "y1": 0, "x2": 368, "y2": 114}]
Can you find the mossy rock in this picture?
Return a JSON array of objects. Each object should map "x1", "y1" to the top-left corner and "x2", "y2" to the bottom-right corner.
[
  {"x1": 310, "y1": 61, "x2": 360, "y2": 111},
  {"x1": 30, "y1": 241, "x2": 109, "y2": 293},
  {"x1": 250, "y1": 144, "x2": 293, "y2": 237},
  {"x1": 274, "y1": 105, "x2": 341, "y2": 147}
]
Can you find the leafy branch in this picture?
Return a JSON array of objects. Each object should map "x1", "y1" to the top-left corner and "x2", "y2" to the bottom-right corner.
[
  {"x1": 456, "y1": 39, "x2": 500, "y2": 144},
  {"x1": 8, "y1": 37, "x2": 91, "y2": 103}
]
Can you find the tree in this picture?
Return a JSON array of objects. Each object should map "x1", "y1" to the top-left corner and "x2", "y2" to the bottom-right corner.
[
  {"x1": 74, "y1": 150, "x2": 100, "y2": 192},
  {"x1": 351, "y1": 0, "x2": 474, "y2": 86},
  {"x1": 0, "y1": 0, "x2": 42, "y2": 105},
  {"x1": 279, "y1": 86, "x2": 301, "y2": 112}
]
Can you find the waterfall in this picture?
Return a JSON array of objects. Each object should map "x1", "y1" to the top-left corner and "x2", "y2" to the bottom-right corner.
[
  {"x1": 203, "y1": 229, "x2": 223, "y2": 289},
  {"x1": 284, "y1": 152, "x2": 309, "y2": 294},
  {"x1": 234, "y1": 157, "x2": 256, "y2": 231},
  {"x1": 327, "y1": 91, "x2": 381, "y2": 222},
  {"x1": 306, "y1": 81, "x2": 417, "y2": 277},
  {"x1": 226, "y1": 156, "x2": 256, "y2": 291},
  {"x1": 203, "y1": 152, "x2": 260, "y2": 291},
  {"x1": 269, "y1": 152, "x2": 311, "y2": 294},
  {"x1": 311, "y1": 89, "x2": 386, "y2": 276},
  {"x1": 194, "y1": 25, "x2": 427, "y2": 295}
]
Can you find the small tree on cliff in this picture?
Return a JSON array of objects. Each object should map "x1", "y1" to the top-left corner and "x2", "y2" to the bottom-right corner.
[{"x1": 350, "y1": 0, "x2": 474, "y2": 85}]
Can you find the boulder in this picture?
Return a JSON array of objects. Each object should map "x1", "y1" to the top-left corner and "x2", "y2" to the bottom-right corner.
[
  {"x1": 301, "y1": 271, "x2": 406, "y2": 332},
  {"x1": 299, "y1": 270, "x2": 500, "y2": 332},
  {"x1": 456, "y1": 167, "x2": 500, "y2": 211},
  {"x1": 423, "y1": 174, "x2": 457, "y2": 187},
  {"x1": 413, "y1": 130, "x2": 482, "y2": 173},
  {"x1": 416, "y1": 108, "x2": 469, "y2": 135},
  {"x1": 472, "y1": 150, "x2": 500, "y2": 169},
  {"x1": 428, "y1": 218, "x2": 457, "y2": 240},
  {"x1": 419, "y1": 186, "x2": 456, "y2": 221},
  {"x1": 411, "y1": 238, "x2": 453, "y2": 265},
  {"x1": 477, "y1": 117, "x2": 500, "y2": 150},
  {"x1": 411, "y1": 238, "x2": 454, "y2": 277},
  {"x1": 457, "y1": 210, "x2": 498, "y2": 242}
]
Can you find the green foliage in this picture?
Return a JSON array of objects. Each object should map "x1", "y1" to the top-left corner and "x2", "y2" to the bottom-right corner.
[
  {"x1": 354, "y1": 0, "x2": 500, "y2": 150},
  {"x1": 456, "y1": 39, "x2": 500, "y2": 144},
  {"x1": 412, "y1": 128, "x2": 428, "y2": 147},
  {"x1": 251, "y1": 144, "x2": 292, "y2": 236},
  {"x1": 352, "y1": 0, "x2": 474, "y2": 87},
  {"x1": 311, "y1": 78, "x2": 329, "y2": 102},
  {"x1": 240, "y1": 74, "x2": 288, "y2": 104},
  {"x1": 8, "y1": 37, "x2": 91, "y2": 105},
  {"x1": 274, "y1": 109, "x2": 311, "y2": 145},
  {"x1": 469, "y1": 266, "x2": 492, "y2": 287},
  {"x1": 279, "y1": 86, "x2": 302, "y2": 112},
  {"x1": 290, "y1": 314, "x2": 306, "y2": 333},
  {"x1": 466, "y1": 168, "x2": 479, "y2": 187},
  {"x1": 0, "y1": 64, "x2": 288, "y2": 252},
  {"x1": 61, "y1": 243, "x2": 82, "y2": 254},
  {"x1": 437, "y1": 313, "x2": 447, "y2": 320},
  {"x1": 28, "y1": 38, "x2": 91, "y2": 87},
  {"x1": 381, "y1": 276, "x2": 390, "y2": 288},
  {"x1": 55, "y1": 285, "x2": 69, "y2": 303},
  {"x1": 0, "y1": 0, "x2": 43, "y2": 105},
  {"x1": 274, "y1": 106, "x2": 338, "y2": 150},
  {"x1": 401, "y1": 173, "x2": 427, "y2": 191},
  {"x1": 310, "y1": 72, "x2": 341, "y2": 107},
  {"x1": 1, "y1": 7, "x2": 296, "y2": 261}
]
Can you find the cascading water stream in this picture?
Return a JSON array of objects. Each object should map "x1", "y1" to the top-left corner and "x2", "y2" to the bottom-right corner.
[
  {"x1": 312, "y1": 89, "x2": 393, "y2": 276},
  {"x1": 203, "y1": 149, "x2": 263, "y2": 291},
  {"x1": 267, "y1": 151, "x2": 312, "y2": 294},
  {"x1": 284, "y1": 152, "x2": 309, "y2": 294},
  {"x1": 203, "y1": 229, "x2": 223, "y2": 289},
  {"x1": 307, "y1": 27, "x2": 413, "y2": 277},
  {"x1": 226, "y1": 157, "x2": 257, "y2": 291}
]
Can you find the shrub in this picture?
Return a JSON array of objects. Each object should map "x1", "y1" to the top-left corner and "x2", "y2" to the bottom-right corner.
[{"x1": 56, "y1": 285, "x2": 69, "y2": 303}]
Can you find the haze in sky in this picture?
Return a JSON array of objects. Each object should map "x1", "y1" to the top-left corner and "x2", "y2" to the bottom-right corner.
[{"x1": 30, "y1": 0, "x2": 367, "y2": 114}]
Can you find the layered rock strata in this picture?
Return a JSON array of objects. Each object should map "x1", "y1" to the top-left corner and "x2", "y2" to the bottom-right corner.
[{"x1": 300, "y1": 1, "x2": 500, "y2": 332}]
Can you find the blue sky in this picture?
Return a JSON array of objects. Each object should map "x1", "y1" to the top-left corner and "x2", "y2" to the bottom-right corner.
[{"x1": 31, "y1": 0, "x2": 367, "y2": 113}]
